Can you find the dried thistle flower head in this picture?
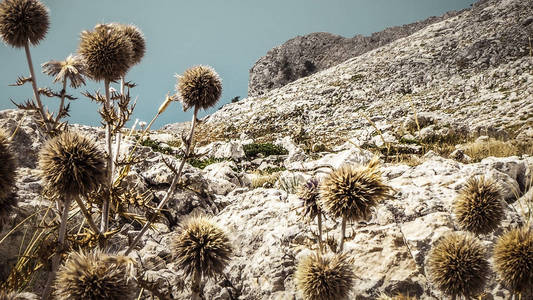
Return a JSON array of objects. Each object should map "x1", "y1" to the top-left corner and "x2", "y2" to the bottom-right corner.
[
  {"x1": 493, "y1": 226, "x2": 533, "y2": 293},
  {"x1": 38, "y1": 131, "x2": 106, "y2": 199},
  {"x1": 298, "y1": 178, "x2": 321, "y2": 220},
  {"x1": 171, "y1": 215, "x2": 232, "y2": 280},
  {"x1": 320, "y1": 159, "x2": 391, "y2": 222},
  {"x1": 42, "y1": 54, "x2": 87, "y2": 88},
  {"x1": 0, "y1": 0, "x2": 49, "y2": 48},
  {"x1": 454, "y1": 176, "x2": 504, "y2": 234},
  {"x1": 78, "y1": 24, "x2": 133, "y2": 81},
  {"x1": 0, "y1": 130, "x2": 17, "y2": 227},
  {"x1": 176, "y1": 65, "x2": 222, "y2": 111},
  {"x1": 54, "y1": 250, "x2": 136, "y2": 300},
  {"x1": 426, "y1": 232, "x2": 489, "y2": 298},
  {"x1": 295, "y1": 253, "x2": 355, "y2": 300},
  {"x1": 0, "y1": 291, "x2": 39, "y2": 300},
  {"x1": 115, "y1": 24, "x2": 145, "y2": 66}
]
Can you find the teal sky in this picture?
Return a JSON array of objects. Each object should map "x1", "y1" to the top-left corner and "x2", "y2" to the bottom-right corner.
[{"x1": 0, "y1": 0, "x2": 475, "y2": 128}]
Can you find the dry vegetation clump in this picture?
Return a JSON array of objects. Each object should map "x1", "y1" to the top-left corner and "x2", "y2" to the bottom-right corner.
[
  {"x1": 427, "y1": 232, "x2": 489, "y2": 298},
  {"x1": 0, "y1": 130, "x2": 17, "y2": 227},
  {"x1": 462, "y1": 139, "x2": 518, "y2": 162},
  {"x1": 295, "y1": 253, "x2": 355, "y2": 300},
  {"x1": 171, "y1": 216, "x2": 232, "y2": 299},
  {"x1": 54, "y1": 250, "x2": 136, "y2": 300},
  {"x1": 454, "y1": 176, "x2": 504, "y2": 235},
  {"x1": 493, "y1": 226, "x2": 533, "y2": 294}
]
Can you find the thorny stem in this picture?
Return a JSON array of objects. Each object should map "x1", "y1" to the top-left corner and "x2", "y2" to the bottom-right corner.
[
  {"x1": 74, "y1": 195, "x2": 100, "y2": 234},
  {"x1": 114, "y1": 77, "x2": 126, "y2": 169},
  {"x1": 101, "y1": 79, "x2": 113, "y2": 235},
  {"x1": 317, "y1": 213, "x2": 323, "y2": 254},
  {"x1": 42, "y1": 199, "x2": 71, "y2": 300},
  {"x1": 339, "y1": 217, "x2": 347, "y2": 253},
  {"x1": 191, "y1": 271, "x2": 202, "y2": 300},
  {"x1": 125, "y1": 106, "x2": 199, "y2": 255},
  {"x1": 54, "y1": 78, "x2": 67, "y2": 124},
  {"x1": 24, "y1": 41, "x2": 51, "y2": 135}
]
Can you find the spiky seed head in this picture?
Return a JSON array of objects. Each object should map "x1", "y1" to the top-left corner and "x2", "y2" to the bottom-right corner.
[
  {"x1": 0, "y1": 291, "x2": 39, "y2": 300},
  {"x1": 54, "y1": 250, "x2": 135, "y2": 300},
  {"x1": 38, "y1": 131, "x2": 106, "y2": 199},
  {"x1": 42, "y1": 54, "x2": 87, "y2": 88},
  {"x1": 320, "y1": 159, "x2": 391, "y2": 222},
  {"x1": 0, "y1": 0, "x2": 49, "y2": 48},
  {"x1": 171, "y1": 216, "x2": 232, "y2": 280},
  {"x1": 298, "y1": 178, "x2": 321, "y2": 221},
  {"x1": 295, "y1": 253, "x2": 355, "y2": 300},
  {"x1": 78, "y1": 24, "x2": 133, "y2": 81},
  {"x1": 454, "y1": 176, "x2": 504, "y2": 235},
  {"x1": 426, "y1": 232, "x2": 489, "y2": 297},
  {"x1": 493, "y1": 226, "x2": 533, "y2": 293},
  {"x1": 0, "y1": 130, "x2": 17, "y2": 227},
  {"x1": 176, "y1": 65, "x2": 222, "y2": 111},
  {"x1": 115, "y1": 24, "x2": 145, "y2": 66}
]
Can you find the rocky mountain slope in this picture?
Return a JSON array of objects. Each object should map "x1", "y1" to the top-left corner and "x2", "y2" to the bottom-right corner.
[
  {"x1": 248, "y1": 5, "x2": 468, "y2": 97},
  {"x1": 168, "y1": 0, "x2": 533, "y2": 151}
]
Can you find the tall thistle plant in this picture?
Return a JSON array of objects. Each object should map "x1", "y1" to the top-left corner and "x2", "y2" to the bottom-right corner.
[
  {"x1": 41, "y1": 54, "x2": 87, "y2": 129},
  {"x1": 38, "y1": 132, "x2": 107, "y2": 299},
  {"x1": 78, "y1": 24, "x2": 133, "y2": 233},
  {"x1": 126, "y1": 65, "x2": 222, "y2": 254},
  {"x1": 320, "y1": 158, "x2": 391, "y2": 252},
  {"x1": 0, "y1": 0, "x2": 52, "y2": 133}
]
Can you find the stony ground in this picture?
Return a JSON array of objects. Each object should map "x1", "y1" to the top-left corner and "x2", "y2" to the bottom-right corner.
[{"x1": 1, "y1": 109, "x2": 532, "y2": 299}]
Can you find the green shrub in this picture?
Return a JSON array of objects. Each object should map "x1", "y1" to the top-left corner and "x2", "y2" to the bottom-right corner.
[{"x1": 243, "y1": 143, "x2": 288, "y2": 158}]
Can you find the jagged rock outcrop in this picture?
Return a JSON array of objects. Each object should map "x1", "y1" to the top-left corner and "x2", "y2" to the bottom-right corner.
[{"x1": 248, "y1": 5, "x2": 468, "y2": 96}]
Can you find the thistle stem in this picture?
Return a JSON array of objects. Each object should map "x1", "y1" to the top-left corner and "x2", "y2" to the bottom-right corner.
[
  {"x1": 339, "y1": 217, "x2": 347, "y2": 253},
  {"x1": 114, "y1": 77, "x2": 125, "y2": 167},
  {"x1": 74, "y1": 195, "x2": 100, "y2": 234},
  {"x1": 54, "y1": 78, "x2": 67, "y2": 124},
  {"x1": 24, "y1": 41, "x2": 51, "y2": 134},
  {"x1": 42, "y1": 199, "x2": 71, "y2": 300},
  {"x1": 125, "y1": 106, "x2": 199, "y2": 255},
  {"x1": 191, "y1": 271, "x2": 202, "y2": 300},
  {"x1": 101, "y1": 79, "x2": 113, "y2": 234},
  {"x1": 317, "y1": 213, "x2": 323, "y2": 254}
]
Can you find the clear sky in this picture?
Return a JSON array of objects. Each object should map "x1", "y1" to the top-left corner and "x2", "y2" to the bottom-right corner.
[{"x1": 0, "y1": 0, "x2": 476, "y2": 128}]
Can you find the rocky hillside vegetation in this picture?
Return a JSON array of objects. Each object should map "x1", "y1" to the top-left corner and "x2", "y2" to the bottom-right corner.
[{"x1": 2, "y1": 0, "x2": 533, "y2": 299}]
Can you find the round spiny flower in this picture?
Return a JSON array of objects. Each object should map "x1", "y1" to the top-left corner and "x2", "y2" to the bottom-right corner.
[
  {"x1": 54, "y1": 250, "x2": 136, "y2": 300},
  {"x1": 320, "y1": 160, "x2": 391, "y2": 222},
  {"x1": 426, "y1": 232, "x2": 489, "y2": 298},
  {"x1": 298, "y1": 178, "x2": 321, "y2": 221},
  {"x1": 176, "y1": 65, "x2": 222, "y2": 111},
  {"x1": 454, "y1": 176, "x2": 504, "y2": 235},
  {"x1": 0, "y1": 130, "x2": 17, "y2": 227},
  {"x1": 171, "y1": 216, "x2": 232, "y2": 280},
  {"x1": 78, "y1": 24, "x2": 133, "y2": 81},
  {"x1": 0, "y1": 0, "x2": 49, "y2": 48},
  {"x1": 38, "y1": 131, "x2": 106, "y2": 199},
  {"x1": 0, "y1": 291, "x2": 38, "y2": 300},
  {"x1": 295, "y1": 253, "x2": 355, "y2": 300},
  {"x1": 115, "y1": 24, "x2": 145, "y2": 66},
  {"x1": 42, "y1": 54, "x2": 87, "y2": 88},
  {"x1": 493, "y1": 227, "x2": 533, "y2": 293}
]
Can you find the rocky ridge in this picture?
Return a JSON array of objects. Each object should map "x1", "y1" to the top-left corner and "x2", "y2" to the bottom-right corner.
[{"x1": 248, "y1": 6, "x2": 468, "y2": 96}]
